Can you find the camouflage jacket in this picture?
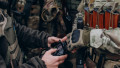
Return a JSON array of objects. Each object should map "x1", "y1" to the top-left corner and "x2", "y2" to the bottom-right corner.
[
  {"x1": 0, "y1": 54, "x2": 46, "y2": 68},
  {"x1": 0, "y1": 14, "x2": 49, "y2": 68}
]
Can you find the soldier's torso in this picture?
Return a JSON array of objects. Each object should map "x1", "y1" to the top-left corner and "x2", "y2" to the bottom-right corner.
[
  {"x1": 14, "y1": 0, "x2": 40, "y2": 30},
  {"x1": 72, "y1": 0, "x2": 120, "y2": 67},
  {"x1": 41, "y1": 0, "x2": 67, "y2": 37},
  {"x1": 0, "y1": 11, "x2": 23, "y2": 68}
]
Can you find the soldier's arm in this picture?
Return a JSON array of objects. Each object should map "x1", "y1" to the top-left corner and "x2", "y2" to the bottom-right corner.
[
  {"x1": 0, "y1": 54, "x2": 6, "y2": 68},
  {"x1": 14, "y1": 21, "x2": 50, "y2": 49},
  {"x1": 0, "y1": 1, "x2": 8, "y2": 9},
  {"x1": 19, "y1": 56, "x2": 46, "y2": 68},
  {"x1": 0, "y1": 49, "x2": 67, "y2": 68},
  {"x1": 67, "y1": 29, "x2": 120, "y2": 55},
  {"x1": 0, "y1": 54, "x2": 46, "y2": 68}
]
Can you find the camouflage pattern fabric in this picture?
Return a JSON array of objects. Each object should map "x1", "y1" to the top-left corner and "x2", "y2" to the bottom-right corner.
[
  {"x1": 41, "y1": 0, "x2": 66, "y2": 37},
  {"x1": 13, "y1": 0, "x2": 41, "y2": 60},
  {"x1": 27, "y1": 16, "x2": 39, "y2": 30},
  {"x1": 16, "y1": 0, "x2": 40, "y2": 30},
  {"x1": 90, "y1": 29, "x2": 103, "y2": 48},
  {"x1": 72, "y1": 12, "x2": 84, "y2": 30},
  {"x1": 77, "y1": 0, "x2": 86, "y2": 12},
  {"x1": 66, "y1": 29, "x2": 85, "y2": 51},
  {"x1": 104, "y1": 28, "x2": 120, "y2": 49},
  {"x1": 67, "y1": 28, "x2": 120, "y2": 55},
  {"x1": 0, "y1": 10, "x2": 23, "y2": 67},
  {"x1": 104, "y1": 60, "x2": 120, "y2": 68},
  {"x1": 27, "y1": 5, "x2": 40, "y2": 30},
  {"x1": 41, "y1": 0, "x2": 60, "y2": 22},
  {"x1": 90, "y1": 28, "x2": 120, "y2": 55},
  {"x1": 82, "y1": 29, "x2": 90, "y2": 46},
  {"x1": 16, "y1": 0, "x2": 26, "y2": 13},
  {"x1": 77, "y1": 0, "x2": 95, "y2": 12}
]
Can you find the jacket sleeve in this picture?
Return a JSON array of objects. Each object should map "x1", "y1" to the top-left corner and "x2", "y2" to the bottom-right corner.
[
  {"x1": 0, "y1": 55, "x2": 6, "y2": 68},
  {"x1": 14, "y1": 21, "x2": 50, "y2": 49},
  {"x1": 0, "y1": 54, "x2": 46, "y2": 68},
  {"x1": 19, "y1": 56, "x2": 46, "y2": 68},
  {"x1": 0, "y1": 1, "x2": 8, "y2": 9}
]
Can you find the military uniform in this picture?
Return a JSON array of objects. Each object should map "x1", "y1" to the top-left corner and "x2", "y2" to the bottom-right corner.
[
  {"x1": 66, "y1": 5, "x2": 120, "y2": 67},
  {"x1": 15, "y1": 0, "x2": 40, "y2": 30},
  {"x1": 0, "y1": 10, "x2": 49, "y2": 68},
  {"x1": 0, "y1": 0, "x2": 41, "y2": 30},
  {"x1": 0, "y1": 54, "x2": 47, "y2": 68},
  {"x1": 41, "y1": 0, "x2": 66, "y2": 37},
  {"x1": 6, "y1": 0, "x2": 45, "y2": 60},
  {"x1": 67, "y1": 27, "x2": 120, "y2": 68}
]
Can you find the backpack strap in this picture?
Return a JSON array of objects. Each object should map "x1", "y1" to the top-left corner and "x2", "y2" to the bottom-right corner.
[{"x1": 0, "y1": 11, "x2": 7, "y2": 37}]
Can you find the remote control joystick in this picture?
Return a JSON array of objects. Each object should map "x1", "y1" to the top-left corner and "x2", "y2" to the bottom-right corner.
[{"x1": 51, "y1": 40, "x2": 67, "y2": 56}]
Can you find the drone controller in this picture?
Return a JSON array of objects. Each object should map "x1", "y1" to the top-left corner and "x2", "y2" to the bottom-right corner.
[{"x1": 51, "y1": 40, "x2": 67, "y2": 56}]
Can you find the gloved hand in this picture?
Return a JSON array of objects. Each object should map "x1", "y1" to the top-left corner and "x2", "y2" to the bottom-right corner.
[
  {"x1": 66, "y1": 29, "x2": 90, "y2": 51},
  {"x1": 67, "y1": 28, "x2": 120, "y2": 55}
]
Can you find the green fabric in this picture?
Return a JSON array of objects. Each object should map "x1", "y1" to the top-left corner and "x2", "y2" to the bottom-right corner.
[
  {"x1": 3, "y1": 16, "x2": 23, "y2": 66},
  {"x1": 67, "y1": 29, "x2": 84, "y2": 51},
  {"x1": 4, "y1": 17, "x2": 16, "y2": 45},
  {"x1": 82, "y1": 29, "x2": 90, "y2": 47}
]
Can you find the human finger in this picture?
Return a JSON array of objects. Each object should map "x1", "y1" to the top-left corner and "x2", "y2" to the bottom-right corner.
[
  {"x1": 56, "y1": 54, "x2": 68, "y2": 61},
  {"x1": 47, "y1": 49, "x2": 57, "y2": 54},
  {"x1": 60, "y1": 36, "x2": 67, "y2": 42}
]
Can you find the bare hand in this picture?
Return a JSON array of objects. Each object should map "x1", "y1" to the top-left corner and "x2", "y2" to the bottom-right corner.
[
  {"x1": 42, "y1": 49, "x2": 67, "y2": 68},
  {"x1": 48, "y1": 36, "x2": 67, "y2": 47}
]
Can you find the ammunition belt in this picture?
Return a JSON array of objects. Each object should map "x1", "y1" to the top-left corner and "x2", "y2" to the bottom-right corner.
[
  {"x1": 89, "y1": 48, "x2": 120, "y2": 68},
  {"x1": 84, "y1": 7, "x2": 120, "y2": 30}
]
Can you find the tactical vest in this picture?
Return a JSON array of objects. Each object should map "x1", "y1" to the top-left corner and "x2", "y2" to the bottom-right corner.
[
  {"x1": 13, "y1": 0, "x2": 40, "y2": 30},
  {"x1": 87, "y1": 48, "x2": 120, "y2": 68},
  {"x1": 0, "y1": 11, "x2": 23, "y2": 68},
  {"x1": 41, "y1": 0, "x2": 67, "y2": 37}
]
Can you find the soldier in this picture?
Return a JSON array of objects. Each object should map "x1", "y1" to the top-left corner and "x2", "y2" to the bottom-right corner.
[
  {"x1": 41, "y1": 0, "x2": 67, "y2": 37},
  {"x1": 77, "y1": 0, "x2": 95, "y2": 12},
  {"x1": 66, "y1": 25, "x2": 120, "y2": 68},
  {"x1": 0, "y1": 0, "x2": 68, "y2": 61},
  {"x1": 65, "y1": 2, "x2": 120, "y2": 66},
  {"x1": 0, "y1": 0, "x2": 41, "y2": 30},
  {"x1": 15, "y1": 0, "x2": 41, "y2": 30},
  {"x1": 0, "y1": 9, "x2": 67, "y2": 68}
]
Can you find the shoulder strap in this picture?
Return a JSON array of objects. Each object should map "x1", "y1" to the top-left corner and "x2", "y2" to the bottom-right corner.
[{"x1": 0, "y1": 11, "x2": 7, "y2": 37}]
